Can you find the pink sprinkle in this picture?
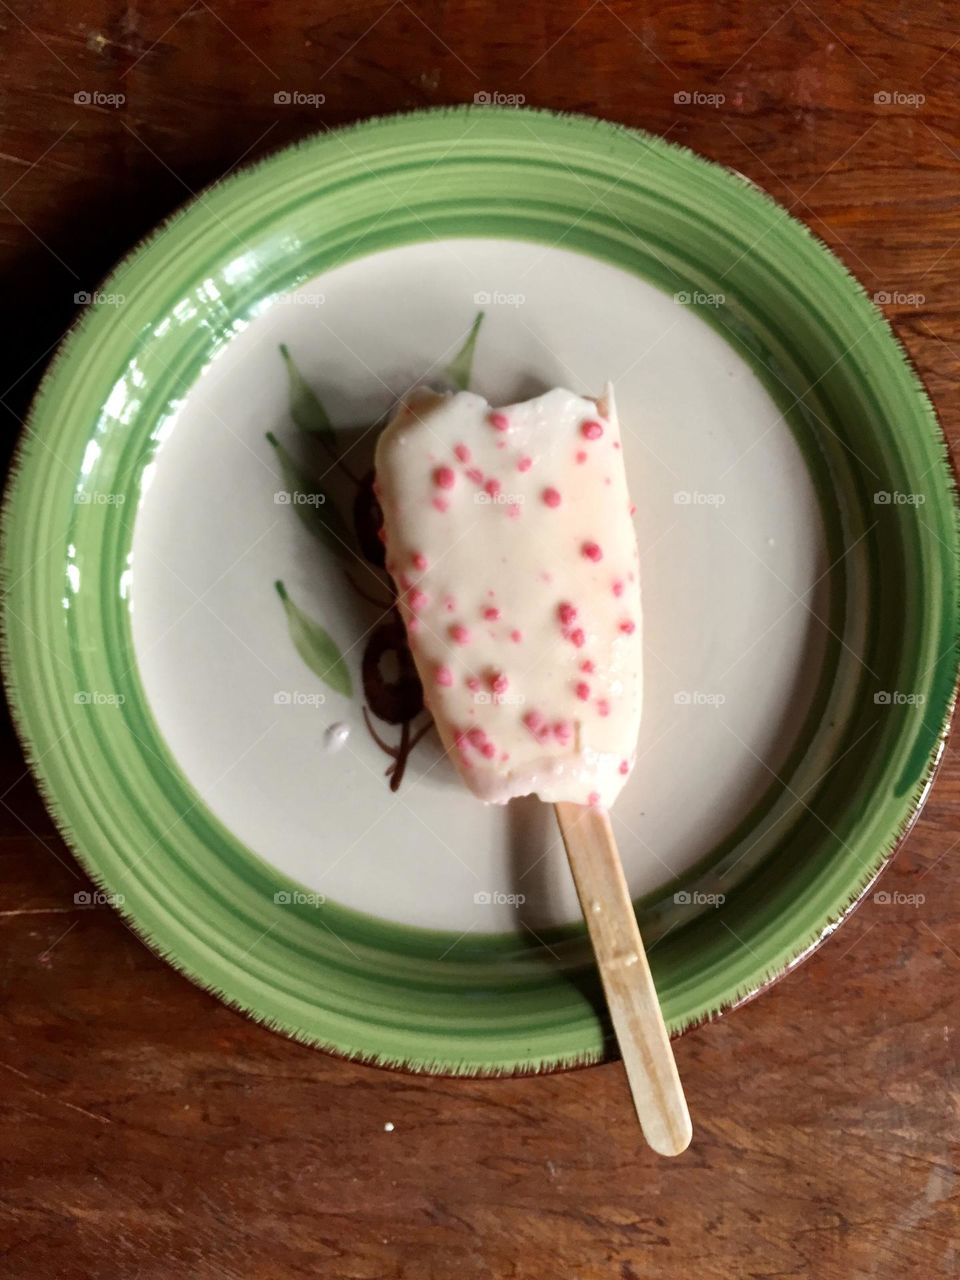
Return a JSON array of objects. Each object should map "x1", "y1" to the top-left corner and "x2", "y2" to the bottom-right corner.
[
  {"x1": 506, "y1": 503, "x2": 522, "y2": 519},
  {"x1": 597, "y1": 699, "x2": 610, "y2": 717},
  {"x1": 412, "y1": 552, "x2": 428, "y2": 571},
  {"x1": 542, "y1": 486, "x2": 562, "y2": 508},
  {"x1": 587, "y1": 791, "x2": 601, "y2": 807},
  {"x1": 454, "y1": 443, "x2": 471, "y2": 463},
  {"x1": 407, "y1": 617, "x2": 420, "y2": 635},
  {"x1": 581, "y1": 420, "x2": 604, "y2": 440},
  {"x1": 575, "y1": 451, "x2": 587, "y2": 465},
  {"x1": 580, "y1": 659, "x2": 595, "y2": 673},
  {"x1": 466, "y1": 676, "x2": 481, "y2": 692},
  {"x1": 558, "y1": 602, "x2": 577, "y2": 626},
  {"x1": 377, "y1": 527, "x2": 387, "y2": 543},
  {"x1": 575, "y1": 682, "x2": 591, "y2": 701},
  {"x1": 569, "y1": 628, "x2": 585, "y2": 649},
  {"x1": 436, "y1": 665, "x2": 454, "y2": 687},
  {"x1": 444, "y1": 596, "x2": 456, "y2": 612},
  {"x1": 450, "y1": 624, "x2": 471, "y2": 645},
  {"x1": 466, "y1": 467, "x2": 484, "y2": 485},
  {"x1": 553, "y1": 720, "x2": 572, "y2": 744},
  {"x1": 619, "y1": 759, "x2": 630, "y2": 775},
  {"x1": 435, "y1": 465, "x2": 456, "y2": 489},
  {"x1": 581, "y1": 541, "x2": 603, "y2": 562},
  {"x1": 408, "y1": 588, "x2": 428, "y2": 611},
  {"x1": 483, "y1": 606, "x2": 501, "y2": 621},
  {"x1": 612, "y1": 579, "x2": 624, "y2": 597},
  {"x1": 629, "y1": 503, "x2": 637, "y2": 517},
  {"x1": 619, "y1": 619, "x2": 636, "y2": 635},
  {"x1": 517, "y1": 456, "x2": 532, "y2": 472},
  {"x1": 489, "y1": 411, "x2": 509, "y2": 431},
  {"x1": 522, "y1": 710, "x2": 544, "y2": 735},
  {"x1": 510, "y1": 629, "x2": 523, "y2": 643},
  {"x1": 491, "y1": 672, "x2": 509, "y2": 694},
  {"x1": 484, "y1": 478, "x2": 501, "y2": 498},
  {"x1": 536, "y1": 725, "x2": 551, "y2": 743},
  {"x1": 480, "y1": 742, "x2": 496, "y2": 759},
  {"x1": 432, "y1": 497, "x2": 449, "y2": 513},
  {"x1": 467, "y1": 727, "x2": 486, "y2": 749}
]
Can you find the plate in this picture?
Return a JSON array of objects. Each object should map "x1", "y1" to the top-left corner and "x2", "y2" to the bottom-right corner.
[{"x1": 3, "y1": 108, "x2": 957, "y2": 1073}]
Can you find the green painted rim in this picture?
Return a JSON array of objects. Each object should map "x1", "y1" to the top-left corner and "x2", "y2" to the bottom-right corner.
[{"x1": 3, "y1": 107, "x2": 958, "y2": 1074}]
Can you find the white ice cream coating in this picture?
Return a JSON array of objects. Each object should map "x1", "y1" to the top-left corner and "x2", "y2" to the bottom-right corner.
[{"x1": 375, "y1": 385, "x2": 643, "y2": 807}]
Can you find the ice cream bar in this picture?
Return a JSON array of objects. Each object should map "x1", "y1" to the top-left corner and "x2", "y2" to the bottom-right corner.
[{"x1": 374, "y1": 385, "x2": 642, "y2": 807}]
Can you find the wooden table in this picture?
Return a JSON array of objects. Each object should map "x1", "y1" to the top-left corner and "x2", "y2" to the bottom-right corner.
[{"x1": 1, "y1": 3, "x2": 957, "y2": 1276}]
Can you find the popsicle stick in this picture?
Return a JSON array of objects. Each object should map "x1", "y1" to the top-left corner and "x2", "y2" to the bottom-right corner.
[{"x1": 555, "y1": 802, "x2": 692, "y2": 1157}]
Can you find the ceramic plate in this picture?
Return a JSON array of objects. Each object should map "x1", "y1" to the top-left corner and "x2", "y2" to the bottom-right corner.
[{"x1": 4, "y1": 108, "x2": 957, "y2": 1072}]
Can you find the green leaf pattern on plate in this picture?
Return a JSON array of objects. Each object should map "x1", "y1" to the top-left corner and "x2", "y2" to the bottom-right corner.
[
  {"x1": 442, "y1": 311, "x2": 484, "y2": 391},
  {"x1": 275, "y1": 580, "x2": 353, "y2": 698}
]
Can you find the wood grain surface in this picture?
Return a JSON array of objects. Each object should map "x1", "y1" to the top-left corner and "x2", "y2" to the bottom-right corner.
[{"x1": 1, "y1": 3, "x2": 958, "y2": 1276}]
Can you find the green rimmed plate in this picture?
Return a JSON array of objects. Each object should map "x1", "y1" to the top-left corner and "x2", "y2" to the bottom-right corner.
[{"x1": 3, "y1": 107, "x2": 957, "y2": 1073}]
